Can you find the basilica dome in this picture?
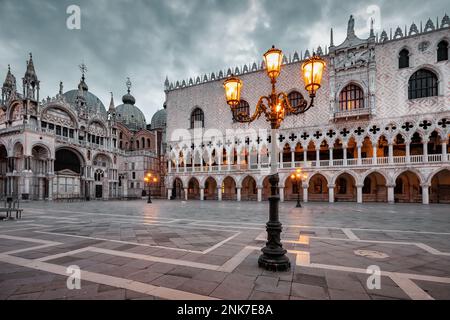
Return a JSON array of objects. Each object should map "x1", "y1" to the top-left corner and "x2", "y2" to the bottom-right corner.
[
  {"x1": 63, "y1": 75, "x2": 107, "y2": 115},
  {"x1": 116, "y1": 93, "x2": 146, "y2": 132},
  {"x1": 150, "y1": 108, "x2": 166, "y2": 130}
]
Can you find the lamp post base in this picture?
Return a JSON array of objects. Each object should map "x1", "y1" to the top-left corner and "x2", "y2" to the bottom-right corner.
[
  {"x1": 296, "y1": 201, "x2": 302, "y2": 208},
  {"x1": 259, "y1": 174, "x2": 291, "y2": 272}
]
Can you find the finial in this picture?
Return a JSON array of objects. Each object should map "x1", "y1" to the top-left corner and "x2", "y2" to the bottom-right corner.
[
  {"x1": 370, "y1": 19, "x2": 375, "y2": 37},
  {"x1": 79, "y1": 62, "x2": 87, "y2": 79},
  {"x1": 347, "y1": 15, "x2": 355, "y2": 36},
  {"x1": 330, "y1": 28, "x2": 334, "y2": 46},
  {"x1": 126, "y1": 77, "x2": 132, "y2": 94},
  {"x1": 8, "y1": 64, "x2": 10, "y2": 72},
  {"x1": 29, "y1": 52, "x2": 33, "y2": 60},
  {"x1": 59, "y1": 81, "x2": 63, "y2": 95}
]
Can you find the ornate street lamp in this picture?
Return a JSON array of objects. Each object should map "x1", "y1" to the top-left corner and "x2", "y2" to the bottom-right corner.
[
  {"x1": 223, "y1": 46, "x2": 325, "y2": 271},
  {"x1": 291, "y1": 169, "x2": 308, "y2": 208},
  {"x1": 144, "y1": 173, "x2": 158, "y2": 204}
]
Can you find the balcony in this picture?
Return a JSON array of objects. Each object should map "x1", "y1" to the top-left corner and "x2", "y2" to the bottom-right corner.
[
  {"x1": 333, "y1": 106, "x2": 371, "y2": 120},
  {"x1": 169, "y1": 153, "x2": 450, "y2": 174}
]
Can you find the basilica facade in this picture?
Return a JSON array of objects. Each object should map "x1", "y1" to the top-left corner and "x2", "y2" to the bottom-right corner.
[
  {"x1": 165, "y1": 15, "x2": 450, "y2": 204},
  {"x1": 0, "y1": 57, "x2": 166, "y2": 201}
]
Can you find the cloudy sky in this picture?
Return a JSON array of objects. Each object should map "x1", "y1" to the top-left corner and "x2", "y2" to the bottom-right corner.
[{"x1": 0, "y1": 0, "x2": 448, "y2": 121}]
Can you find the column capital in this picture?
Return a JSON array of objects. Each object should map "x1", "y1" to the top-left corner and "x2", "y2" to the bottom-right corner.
[
  {"x1": 420, "y1": 183, "x2": 431, "y2": 188},
  {"x1": 327, "y1": 184, "x2": 335, "y2": 189},
  {"x1": 355, "y1": 184, "x2": 364, "y2": 188}
]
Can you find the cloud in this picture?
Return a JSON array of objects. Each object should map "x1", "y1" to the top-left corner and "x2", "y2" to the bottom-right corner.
[{"x1": 0, "y1": 0, "x2": 448, "y2": 122}]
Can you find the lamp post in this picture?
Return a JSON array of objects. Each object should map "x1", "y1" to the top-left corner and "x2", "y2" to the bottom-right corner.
[
  {"x1": 224, "y1": 46, "x2": 325, "y2": 271},
  {"x1": 291, "y1": 168, "x2": 308, "y2": 208},
  {"x1": 144, "y1": 173, "x2": 158, "y2": 204}
]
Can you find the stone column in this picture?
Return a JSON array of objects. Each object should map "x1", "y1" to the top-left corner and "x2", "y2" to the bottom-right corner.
[
  {"x1": 387, "y1": 184, "x2": 395, "y2": 204},
  {"x1": 423, "y1": 142, "x2": 428, "y2": 163},
  {"x1": 257, "y1": 187, "x2": 262, "y2": 202},
  {"x1": 316, "y1": 148, "x2": 320, "y2": 167},
  {"x1": 167, "y1": 188, "x2": 172, "y2": 200},
  {"x1": 291, "y1": 151, "x2": 295, "y2": 168},
  {"x1": 236, "y1": 187, "x2": 241, "y2": 202},
  {"x1": 217, "y1": 187, "x2": 222, "y2": 201},
  {"x1": 373, "y1": 146, "x2": 378, "y2": 164},
  {"x1": 48, "y1": 178, "x2": 54, "y2": 201},
  {"x1": 279, "y1": 187, "x2": 284, "y2": 202},
  {"x1": 421, "y1": 183, "x2": 430, "y2": 205},
  {"x1": 38, "y1": 178, "x2": 44, "y2": 200},
  {"x1": 175, "y1": 160, "x2": 179, "y2": 173},
  {"x1": 329, "y1": 148, "x2": 334, "y2": 167},
  {"x1": 200, "y1": 188, "x2": 205, "y2": 201},
  {"x1": 356, "y1": 184, "x2": 363, "y2": 204},
  {"x1": 406, "y1": 143, "x2": 411, "y2": 163},
  {"x1": 357, "y1": 145, "x2": 362, "y2": 166},
  {"x1": 228, "y1": 154, "x2": 232, "y2": 171},
  {"x1": 257, "y1": 152, "x2": 261, "y2": 169},
  {"x1": 328, "y1": 184, "x2": 335, "y2": 203},
  {"x1": 168, "y1": 159, "x2": 172, "y2": 174},
  {"x1": 184, "y1": 188, "x2": 188, "y2": 201},
  {"x1": 442, "y1": 141, "x2": 448, "y2": 161},
  {"x1": 388, "y1": 143, "x2": 394, "y2": 164},
  {"x1": 302, "y1": 184, "x2": 308, "y2": 203},
  {"x1": 303, "y1": 150, "x2": 308, "y2": 166},
  {"x1": 343, "y1": 147, "x2": 348, "y2": 166}
]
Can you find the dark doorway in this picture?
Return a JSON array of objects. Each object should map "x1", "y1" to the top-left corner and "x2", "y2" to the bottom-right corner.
[
  {"x1": 95, "y1": 185, "x2": 103, "y2": 199},
  {"x1": 55, "y1": 149, "x2": 81, "y2": 173}
]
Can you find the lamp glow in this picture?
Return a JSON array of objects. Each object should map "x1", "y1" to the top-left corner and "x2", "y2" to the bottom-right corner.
[
  {"x1": 264, "y1": 46, "x2": 283, "y2": 81},
  {"x1": 302, "y1": 54, "x2": 326, "y2": 96}
]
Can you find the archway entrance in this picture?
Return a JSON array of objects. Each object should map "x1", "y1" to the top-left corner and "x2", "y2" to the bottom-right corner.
[
  {"x1": 308, "y1": 174, "x2": 328, "y2": 202},
  {"x1": 241, "y1": 176, "x2": 257, "y2": 201},
  {"x1": 362, "y1": 172, "x2": 387, "y2": 202},
  {"x1": 54, "y1": 148, "x2": 83, "y2": 200},
  {"x1": 204, "y1": 177, "x2": 217, "y2": 200},
  {"x1": 430, "y1": 169, "x2": 450, "y2": 203},
  {"x1": 222, "y1": 177, "x2": 236, "y2": 201},
  {"x1": 188, "y1": 178, "x2": 200, "y2": 200},
  {"x1": 172, "y1": 178, "x2": 184, "y2": 199},
  {"x1": 395, "y1": 171, "x2": 421, "y2": 203},
  {"x1": 31, "y1": 145, "x2": 50, "y2": 200},
  {"x1": 94, "y1": 169, "x2": 104, "y2": 199},
  {"x1": 334, "y1": 173, "x2": 356, "y2": 202}
]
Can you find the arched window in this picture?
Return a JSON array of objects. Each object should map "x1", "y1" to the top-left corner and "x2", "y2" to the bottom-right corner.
[
  {"x1": 408, "y1": 69, "x2": 438, "y2": 99},
  {"x1": 136, "y1": 140, "x2": 140, "y2": 149},
  {"x1": 399, "y1": 49, "x2": 410, "y2": 69},
  {"x1": 437, "y1": 40, "x2": 449, "y2": 62},
  {"x1": 233, "y1": 100, "x2": 249, "y2": 121},
  {"x1": 287, "y1": 91, "x2": 305, "y2": 116},
  {"x1": 147, "y1": 139, "x2": 151, "y2": 148},
  {"x1": 339, "y1": 84, "x2": 364, "y2": 111},
  {"x1": 190, "y1": 108, "x2": 204, "y2": 129}
]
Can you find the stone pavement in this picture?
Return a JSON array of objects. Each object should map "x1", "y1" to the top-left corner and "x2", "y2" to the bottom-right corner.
[{"x1": 1, "y1": 200, "x2": 450, "y2": 300}]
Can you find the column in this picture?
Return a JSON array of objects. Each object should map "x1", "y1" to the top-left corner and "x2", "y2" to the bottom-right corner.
[
  {"x1": 184, "y1": 161, "x2": 187, "y2": 173},
  {"x1": 373, "y1": 146, "x2": 378, "y2": 165},
  {"x1": 316, "y1": 148, "x2": 320, "y2": 167},
  {"x1": 257, "y1": 187, "x2": 262, "y2": 202},
  {"x1": 176, "y1": 160, "x2": 179, "y2": 173},
  {"x1": 442, "y1": 141, "x2": 448, "y2": 161},
  {"x1": 302, "y1": 185, "x2": 308, "y2": 203},
  {"x1": 38, "y1": 178, "x2": 44, "y2": 200},
  {"x1": 48, "y1": 178, "x2": 53, "y2": 201},
  {"x1": 279, "y1": 152, "x2": 283, "y2": 169},
  {"x1": 387, "y1": 184, "x2": 395, "y2": 204},
  {"x1": 303, "y1": 150, "x2": 308, "y2": 166},
  {"x1": 356, "y1": 184, "x2": 363, "y2": 204},
  {"x1": 291, "y1": 151, "x2": 295, "y2": 168},
  {"x1": 209, "y1": 155, "x2": 213, "y2": 172},
  {"x1": 406, "y1": 143, "x2": 411, "y2": 163},
  {"x1": 200, "y1": 188, "x2": 205, "y2": 201},
  {"x1": 218, "y1": 154, "x2": 222, "y2": 172},
  {"x1": 237, "y1": 154, "x2": 241, "y2": 170},
  {"x1": 167, "y1": 188, "x2": 172, "y2": 200},
  {"x1": 421, "y1": 184, "x2": 430, "y2": 205},
  {"x1": 423, "y1": 142, "x2": 428, "y2": 163},
  {"x1": 217, "y1": 187, "x2": 222, "y2": 201},
  {"x1": 329, "y1": 148, "x2": 334, "y2": 167},
  {"x1": 279, "y1": 187, "x2": 284, "y2": 202},
  {"x1": 328, "y1": 184, "x2": 335, "y2": 203},
  {"x1": 228, "y1": 154, "x2": 231, "y2": 171},
  {"x1": 257, "y1": 152, "x2": 261, "y2": 169},
  {"x1": 236, "y1": 187, "x2": 241, "y2": 201},
  {"x1": 357, "y1": 145, "x2": 362, "y2": 166},
  {"x1": 184, "y1": 188, "x2": 188, "y2": 201},
  {"x1": 343, "y1": 147, "x2": 348, "y2": 166},
  {"x1": 388, "y1": 143, "x2": 394, "y2": 164}
]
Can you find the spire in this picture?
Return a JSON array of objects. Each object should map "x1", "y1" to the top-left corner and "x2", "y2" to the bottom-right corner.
[
  {"x1": 370, "y1": 19, "x2": 375, "y2": 38},
  {"x1": 59, "y1": 81, "x2": 63, "y2": 95},
  {"x1": 347, "y1": 15, "x2": 355, "y2": 37},
  {"x1": 23, "y1": 52, "x2": 39, "y2": 100},
  {"x1": 164, "y1": 76, "x2": 169, "y2": 91},
  {"x1": 109, "y1": 92, "x2": 115, "y2": 111},
  {"x1": 330, "y1": 28, "x2": 334, "y2": 46},
  {"x1": 78, "y1": 62, "x2": 88, "y2": 91},
  {"x1": 122, "y1": 77, "x2": 136, "y2": 105}
]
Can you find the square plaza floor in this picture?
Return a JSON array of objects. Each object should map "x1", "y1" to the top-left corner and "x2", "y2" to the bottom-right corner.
[{"x1": 1, "y1": 200, "x2": 450, "y2": 300}]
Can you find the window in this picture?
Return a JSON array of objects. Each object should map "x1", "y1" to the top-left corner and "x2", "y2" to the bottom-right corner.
[
  {"x1": 437, "y1": 40, "x2": 449, "y2": 62},
  {"x1": 399, "y1": 49, "x2": 410, "y2": 69},
  {"x1": 287, "y1": 91, "x2": 305, "y2": 115},
  {"x1": 408, "y1": 69, "x2": 438, "y2": 99},
  {"x1": 190, "y1": 108, "x2": 204, "y2": 129},
  {"x1": 339, "y1": 84, "x2": 364, "y2": 111},
  {"x1": 63, "y1": 127, "x2": 68, "y2": 137},
  {"x1": 56, "y1": 125, "x2": 61, "y2": 136},
  {"x1": 132, "y1": 172, "x2": 136, "y2": 179},
  {"x1": 232, "y1": 100, "x2": 249, "y2": 121}
]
